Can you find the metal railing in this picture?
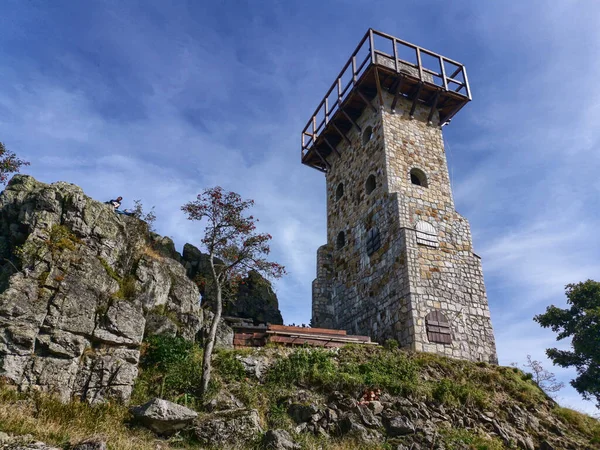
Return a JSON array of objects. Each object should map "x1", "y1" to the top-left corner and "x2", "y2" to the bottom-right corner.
[{"x1": 301, "y1": 29, "x2": 471, "y2": 157}]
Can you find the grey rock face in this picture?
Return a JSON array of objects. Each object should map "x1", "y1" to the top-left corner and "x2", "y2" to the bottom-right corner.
[
  {"x1": 263, "y1": 429, "x2": 300, "y2": 450},
  {"x1": 382, "y1": 411, "x2": 415, "y2": 437},
  {"x1": 200, "y1": 310, "x2": 234, "y2": 350},
  {"x1": 288, "y1": 403, "x2": 320, "y2": 424},
  {"x1": 0, "y1": 175, "x2": 202, "y2": 403},
  {"x1": 182, "y1": 243, "x2": 283, "y2": 325},
  {"x1": 237, "y1": 354, "x2": 273, "y2": 381},
  {"x1": 131, "y1": 397, "x2": 198, "y2": 435},
  {"x1": 337, "y1": 414, "x2": 383, "y2": 442},
  {"x1": 193, "y1": 408, "x2": 262, "y2": 447},
  {"x1": 205, "y1": 391, "x2": 244, "y2": 412}
]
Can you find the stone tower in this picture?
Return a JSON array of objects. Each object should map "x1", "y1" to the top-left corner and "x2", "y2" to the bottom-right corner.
[{"x1": 302, "y1": 30, "x2": 497, "y2": 363}]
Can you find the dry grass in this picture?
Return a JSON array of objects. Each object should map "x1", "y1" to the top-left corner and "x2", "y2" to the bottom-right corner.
[
  {"x1": 0, "y1": 382, "x2": 171, "y2": 450},
  {"x1": 143, "y1": 245, "x2": 164, "y2": 260}
]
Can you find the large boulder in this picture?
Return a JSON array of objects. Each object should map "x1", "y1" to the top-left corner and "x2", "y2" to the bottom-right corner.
[
  {"x1": 130, "y1": 397, "x2": 198, "y2": 435},
  {"x1": 193, "y1": 408, "x2": 262, "y2": 447},
  {"x1": 0, "y1": 176, "x2": 202, "y2": 403}
]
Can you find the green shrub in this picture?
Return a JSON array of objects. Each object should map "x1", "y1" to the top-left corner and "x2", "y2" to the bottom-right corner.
[
  {"x1": 118, "y1": 275, "x2": 137, "y2": 299},
  {"x1": 266, "y1": 402, "x2": 292, "y2": 430},
  {"x1": 383, "y1": 339, "x2": 399, "y2": 350},
  {"x1": 264, "y1": 346, "x2": 420, "y2": 397},
  {"x1": 134, "y1": 335, "x2": 204, "y2": 408},
  {"x1": 265, "y1": 348, "x2": 337, "y2": 387},
  {"x1": 431, "y1": 378, "x2": 489, "y2": 408},
  {"x1": 213, "y1": 351, "x2": 246, "y2": 383},
  {"x1": 140, "y1": 335, "x2": 196, "y2": 371}
]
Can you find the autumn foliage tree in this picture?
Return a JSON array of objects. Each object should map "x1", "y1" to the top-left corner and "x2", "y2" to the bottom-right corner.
[
  {"x1": 0, "y1": 141, "x2": 29, "y2": 185},
  {"x1": 181, "y1": 187, "x2": 285, "y2": 396},
  {"x1": 534, "y1": 280, "x2": 600, "y2": 408}
]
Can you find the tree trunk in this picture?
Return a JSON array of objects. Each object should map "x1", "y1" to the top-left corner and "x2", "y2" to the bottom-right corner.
[{"x1": 200, "y1": 281, "x2": 222, "y2": 398}]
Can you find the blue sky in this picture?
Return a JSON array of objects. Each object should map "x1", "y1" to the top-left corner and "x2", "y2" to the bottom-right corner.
[{"x1": 1, "y1": 0, "x2": 599, "y2": 414}]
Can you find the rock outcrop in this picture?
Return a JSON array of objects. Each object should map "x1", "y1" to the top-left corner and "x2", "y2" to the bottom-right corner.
[
  {"x1": 182, "y1": 243, "x2": 283, "y2": 325},
  {"x1": 0, "y1": 176, "x2": 203, "y2": 403}
]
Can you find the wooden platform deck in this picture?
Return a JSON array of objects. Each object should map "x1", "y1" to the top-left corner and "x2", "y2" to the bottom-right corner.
[
  {"x1": 231, "y1": 323, "x2": 375, "y2": 349},
  {"x1": 301, "y1": 29, "x2": 471, "y2": 172}
]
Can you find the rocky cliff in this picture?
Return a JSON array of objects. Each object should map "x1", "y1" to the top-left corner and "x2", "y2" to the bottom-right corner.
[
  {"x1": 0, "y1": 176, "x2": 207, "y2": 403},
  {"x1": 181, "y1": 243, "x2": 284, "y2": 325},
  {"x1": 0, "y1": 175, "x2": 285, "y2": 406}
]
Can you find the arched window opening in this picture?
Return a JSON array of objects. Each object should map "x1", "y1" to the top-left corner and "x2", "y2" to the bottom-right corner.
[
  {"x1": 336, "y1": 183, "x2": 344, "y2": 201},
  {"x1": 410, "y1": 168, "x2": 428, "y2": 187},
  {"x1": 365, "y1": 175, "x2": 376, "y2": 195},
  {"x1": 426, "y1": 310, "x2": 452, "y2": 344},
  {"x1": 366, "y1": 228, "x2": 381, "y2": 256},
  {"x1": 362, "y1": 126, "x2": 373, "y2": 145},
  {"x1": 415, "y1": 221, "x2": 439, "y2": 248},
  {"x1": 336, "y1": 231, "x2": 346, "y2": 250}
]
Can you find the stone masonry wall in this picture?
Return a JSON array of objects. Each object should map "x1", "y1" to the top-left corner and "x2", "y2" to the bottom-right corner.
[
  {"x1": 311, "y1": 101, "x2": 413, "y2": 344},
  {"x1": 312, "y1": 91, "x2": 497, "y2": 364}
]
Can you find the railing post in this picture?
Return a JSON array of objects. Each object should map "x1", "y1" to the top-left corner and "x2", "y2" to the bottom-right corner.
[
  {"x1": 439, "y1": 56, "x2": 448, "y2": 91},
  {"x1": 313, "y1": 116, "x2": 316, "y2": 138},
  {"x1": 462, "y1": 66, "x2": 472, "y2": 100},
  {"x1": 325, "y1": 98, "x2": 329, "y2": 124},
  {"x1": 352, "y1": 56, "x2": 357, "y2": 83},
  {"x1": 369, "y1": 29, "x2": 375, "y2": 64},
  {"x1": 416, "y1": 48, "x2": 424, "y2": 82},
  {"x1": 392, "y1": 38, "x2": 399, "y2": 73},
  {"x1": 338, "y1": 78, "x2": 342, "y2": 99}
]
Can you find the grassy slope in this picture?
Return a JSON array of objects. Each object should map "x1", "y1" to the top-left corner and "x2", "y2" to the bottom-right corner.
[{"x1": 0, "y1": 341, "x2": 598, "y2": 449}]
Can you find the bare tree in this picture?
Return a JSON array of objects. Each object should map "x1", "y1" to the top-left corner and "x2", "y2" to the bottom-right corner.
[
  {"x1": 181, "y1": 187, "x2": 285, "y2": 397},
  {"x1": 523, "y1": 354, "x2": 564, "y2": 396}
]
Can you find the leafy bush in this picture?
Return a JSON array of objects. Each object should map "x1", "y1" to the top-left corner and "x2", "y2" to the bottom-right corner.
[
  {"x1": 337, "y1": 346, "x2": 419, "y2": 396},
  {"x1": 134, "y1": 335, "x2": 204, "y2": 408},
  {"x1": 117, "y1": 275, "x2": 137, "y2": 300},
  {"x1": 383, "y1": 338, "x2": 399, "y2": 350},
  {"x1": 213, "y1": 350, "x2": 246, "y2": 383},
  {"x1": 265, "y1": 348, "x2": 337, "y2": 387}
]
